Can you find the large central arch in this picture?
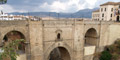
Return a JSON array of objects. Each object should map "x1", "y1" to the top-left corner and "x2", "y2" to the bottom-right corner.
[
  {"x1": 49, "y1": 47, "x2": 71, "y2": 60},
  {"x1": 2, "y1": 30, "x2": 27, "y2": 60},
  {"x1": 84, "y1": 28, "x2": 98, "y2": 46},
  {"x1": 84, "y1": 28, "x2": 98, "y2": 60}
]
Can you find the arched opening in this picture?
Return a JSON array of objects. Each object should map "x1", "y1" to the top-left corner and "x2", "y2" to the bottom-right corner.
[
  {"x1": 2, "y1": 31, "x2": 26, "y2": 60},
  {"x1": 85, "y1": 28, "x2": 98, "y2": 46},
  {"x1": 57, "y1": 33, "x2": 61, "y2": 39},
  {"x1": 84, "y1": 28, "x2": 98, "y2": 59},
  {"x1": 116, "y1": 16, "x2": 119, "y2": 22},
  {"x1": 49, "y1": 47, "x2": 71, "y2": 60}
]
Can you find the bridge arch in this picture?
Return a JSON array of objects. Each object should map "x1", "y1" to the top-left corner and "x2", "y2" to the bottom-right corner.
[
  {"x1": 1, "y1": 28, "x2": 27, "y2": 41},
  {"x1": 49, "y1": 47, "x2": 71, "y2": 60},
  {"x1": 2, "y1": 30, "x2": 27, "y2": 60},
  {"x1": 84, "y1": 28, "x2": 98, "y2": 46},
  {"x1": 45, "y1": 42, "x2": 72, "y2": 60}
]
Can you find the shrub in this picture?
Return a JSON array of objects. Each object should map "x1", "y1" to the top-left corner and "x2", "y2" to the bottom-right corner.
[
  {"x1": 100, "y1": 51, "x2": 112, "y2": 60},
  {"x1": 112, "y1": 53, "x2": 120, "y2": 60},
  {"x1": 0, "y1": 39, "x2": 24, "y2": 60}
]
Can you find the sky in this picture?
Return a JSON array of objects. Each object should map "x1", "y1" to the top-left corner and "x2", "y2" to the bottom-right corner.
[{"x1": 0, "y1": 0, "x2": 119, "y2": 13}]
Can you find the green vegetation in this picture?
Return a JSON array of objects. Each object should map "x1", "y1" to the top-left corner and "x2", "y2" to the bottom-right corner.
[
  {"x1": 100, "y1": 51, "x2": 112, "y2": 60},
  {"x1": 0, "y1": 39, "x2": 24, "y2": 60},
  {"x1": 96, "y1": 40, "x2": 120, "y2": 60}
]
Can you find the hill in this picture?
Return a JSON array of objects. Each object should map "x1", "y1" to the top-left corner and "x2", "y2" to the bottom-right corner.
[{"x1": 8, "y1": 8, "x2": 99, "y2": 18}]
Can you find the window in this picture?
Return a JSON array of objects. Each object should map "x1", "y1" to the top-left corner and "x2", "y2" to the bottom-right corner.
[
  {"x1": 102, "y1": 18, "x2": 104, "y2": 20},
  {"x1": 56, "y1": 29, "x2": 62, "y2": 40},
  {"x1": 101, "y1": 8, "x2": 103, "y2": 12},
  {"x1": 110, "y1": 19, "x2": 112, "y2": 21},
  {"x1": 111, "y1": 14, "x2": 112, "y2": 17},
  {"x1": 118, "y1": 10, "x2": 120, "y2": 14},
  {"x1": 117, "y1": 16, "x2": 119, "y2": 21},
  {"x1": 105, "y1": 8, "x2": 106, "y2": 11},
  {"x1": 111, "y1": 8, "x2": 113, "y2": 12},
  {"x1": 102, "y1": 13, "x2": 104, "y2": 17},
  {"x1": 57, "y1": 33, "x2": 61, "y2": 39}
]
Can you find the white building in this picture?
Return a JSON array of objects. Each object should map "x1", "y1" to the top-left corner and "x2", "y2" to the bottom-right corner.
[
  {"x1": 92, "y1": 2, "x2": 120, "y2": 21},
  {"x1": 92, "y1": 10, "x2": 100, "y2": 21},
  {"x1": 0, "y1": 12, "x2": 41, "y2": 20},
  {"x1": 0, "y1": 13, "x2": 22, "y2": 20},
  {"x1": 0, "y1": 13, "x2": 13, "y2": 20}
]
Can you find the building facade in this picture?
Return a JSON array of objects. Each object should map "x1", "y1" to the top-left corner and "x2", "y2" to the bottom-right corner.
[
  {"x1": 92, "y1": 2, "x2": 120, "y2": 21},
  {"x1": 92, "y1": 10, "x2": 99, "y2": 21}
]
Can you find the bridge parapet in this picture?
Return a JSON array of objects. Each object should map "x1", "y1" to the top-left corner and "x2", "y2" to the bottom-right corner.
[
  {"x1": 0, "y1": 19, "x2": 116, "y2": 26},
  {"x1": 42, "y1": 20, "x2": 75, "y2": 25},
  {"x1": 83, "y1": 20, "x2": 100, "y2": 25},
  {"x1": 83, "y1": 20, "x2": 115, "y2": 25},
  {"x1": 101, "y1": 21, "x2": 114, "y2": 24},
  {"x1": 0, "y1": 20, "x2": 29, "y2": 26},
  {"x1": 42, "y1": 20, "x2": 115, "y2": 26}
]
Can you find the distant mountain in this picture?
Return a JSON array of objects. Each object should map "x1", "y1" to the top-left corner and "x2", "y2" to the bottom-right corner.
[
  {"x1": 8, "y1": 8, "x2": 99, "y2": 18},
  {"x1": 73, "y1": 8, "x2": 99, "y2": 18}
]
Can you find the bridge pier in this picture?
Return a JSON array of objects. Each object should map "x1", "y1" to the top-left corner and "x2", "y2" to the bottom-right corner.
[
  {"x1": 73, "y1": 24, "x2": 84, "y2": 60},
  {"x1": 28, "y1": 21, "x2": 44, "y2": 60}
]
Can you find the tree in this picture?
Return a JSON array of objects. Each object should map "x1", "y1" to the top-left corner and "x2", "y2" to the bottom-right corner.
[
  {"x1": 100, "y1": 51, "x2": 112, "y2": 60},
  {"x1": 0, "y1": 0, "x2": 7, "y2": 4},
  {"x1": 0, "y1": 39, "x2": 24, "y2": 60}
]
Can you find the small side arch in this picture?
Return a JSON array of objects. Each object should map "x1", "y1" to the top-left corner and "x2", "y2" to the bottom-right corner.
[
  {"x1": 49, "y1": 47, "x2": 71, "y2": 60},
  {"x1": 44, "y1": 42, "x2": 72, "y2": 60},
  {"x1": 1, "y1": 28, "x2": 27, "y2": 43},
  {"x1": 2, "y1": 30, "x2": 27, "y2": 60}
]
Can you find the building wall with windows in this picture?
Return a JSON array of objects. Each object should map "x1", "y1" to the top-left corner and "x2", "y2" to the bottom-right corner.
[
  {"x1": 92, "y1": 10, "x2": 99, "y2": 21},
  {"x1": 100, "y1": 5, "x2": 115, "y2": 21},
  {"x1": 92, "y1": 2, "x2": 120, "y2": 21}
]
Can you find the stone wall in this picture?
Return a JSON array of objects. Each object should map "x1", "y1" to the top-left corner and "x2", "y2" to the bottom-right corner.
[{"x1": 0, "y1": 20, "x2": 120, "y2": 60}]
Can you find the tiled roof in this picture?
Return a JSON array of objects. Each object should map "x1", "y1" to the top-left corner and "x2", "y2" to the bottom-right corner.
[
  {"x1": 100, "y1": 2, "x2": 120, "y2": 6},
  {"x1": 93, "y1": 9, "x2": 99, "y2": 12}
]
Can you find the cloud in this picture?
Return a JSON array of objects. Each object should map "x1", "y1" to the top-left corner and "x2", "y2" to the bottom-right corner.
[
  {"x1": 34, "y1": 0, "x2": 100, "y2": 13},
  {"x1": 34, "y1": 1, "x2": 67, "y2": 12},
  {"x1": 85, "y1": 0, "x2": 97, "y2": 8},
  {"x1": 35, "y1": 0, "x2": 86, "y2": 13},
  {"x1": 0, "y1": 4, "x2": 27, "y2": 13},
  {"x1": 0, "y1": 4, "x2": 16, "y2": 13},
  {"x1": 1, "y1": 0, "x2": 120, "y2": 13}
]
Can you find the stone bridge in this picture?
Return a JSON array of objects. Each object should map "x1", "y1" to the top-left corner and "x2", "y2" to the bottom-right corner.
[{"x1": 0, "y1": 20, "x2": 120, "y2": 60}]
